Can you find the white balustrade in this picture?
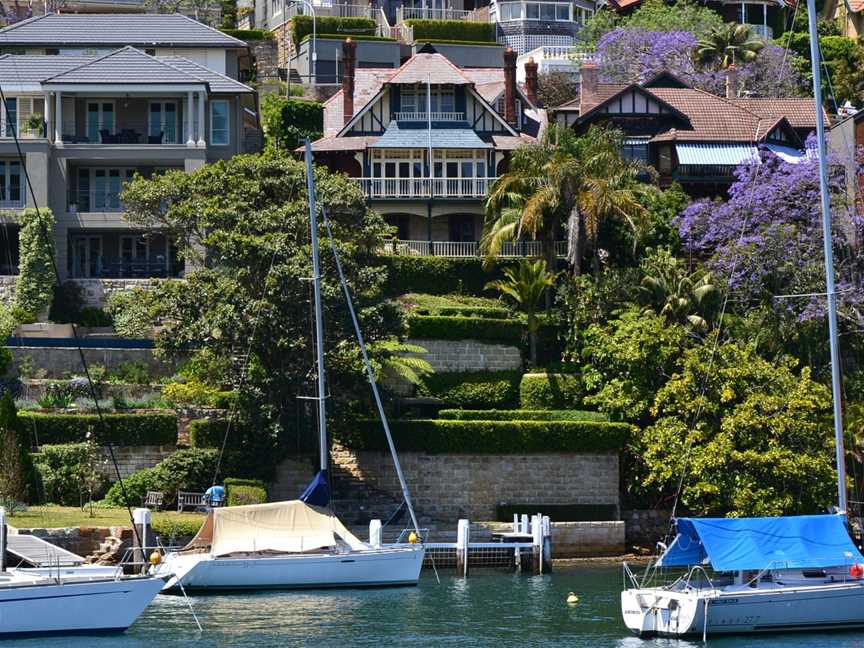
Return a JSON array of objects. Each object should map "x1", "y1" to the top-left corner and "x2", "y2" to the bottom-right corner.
[
  {"x1": 358, "y1": 177, "x2": 497, "y2": 199},
  {"x1": 399, "y1": 6, "x2": 472, "y2": 20},
  {"x1": 394, "y1": 111, "x2": 466, "y2": 121},
  {"x1": 378, "y1": 238, "x2": 568, "y2": 258}
]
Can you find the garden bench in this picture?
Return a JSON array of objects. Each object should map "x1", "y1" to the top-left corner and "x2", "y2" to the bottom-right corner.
[
  {"x1": 177, "y1": 491, "x2": 206, "y2": 512},
  {"x1": 143, "y1": 491, "x2": 164, "y2": 511}
]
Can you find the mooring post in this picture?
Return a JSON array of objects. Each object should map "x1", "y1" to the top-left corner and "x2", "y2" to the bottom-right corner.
[
  {"x1": 133, "y1": 508, "x2": 152, "y2": 574},
  {"x1": 456, "y1": 518, "x2": 470, "y2": 578},
  {"x1": 512, "y1": 513, "x2": 519, "y2": 533},
  {"x1": 369, "y1": 519, "x2": 382, "y2": 548},
  {"x1": 520, "y1": 514, "x2": 529, "y2": 535},
  {"x1": 531, "y1": 514, "x2": 542, "y2": 575},
  {"x1": 541, "y1": 515, "x2": 553, "y2": 573},
  {"x1": 0, "y1": 507, "x2": 6, "y2": 572}
]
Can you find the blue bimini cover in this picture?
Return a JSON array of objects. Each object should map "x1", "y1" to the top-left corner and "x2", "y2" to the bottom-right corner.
[
  {"x1": 657, "y1": 515, "x2": 864, "y2": 571},
  {"x1": 299, "y1": 469, "x2": 330, "y2": 508}
]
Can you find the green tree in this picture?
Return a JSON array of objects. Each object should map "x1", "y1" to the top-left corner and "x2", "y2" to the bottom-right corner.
[
  {"x1": 639, "y1": 248, "x2": 716, "y2": 329},
  {"x1": 120, "y1": 155, "x2": 399, "y2": 475},
  {"x1": 624, "y1": 0, "x2": 724, "y2": 37},
  {"x1": 696, "y1": 23, "x2": 764, "y2": 70},
  {"x1": 537, "y1": 71, "x2": 580, "y2": 108},
  {"x1": 260, "y1": 94, "x2": 323, "y2": 153},
  {"x1": 14, "y1": 208, "x2": 55, "y2": 320},
  {"x1": 486, "y1": 259, "x2": 556, "y2": 366},
  {"x1": 642, "y1": 342, "x2": 836, "y2": 516},
  {"x1": 0, "y1": 392, "x2": 38, "y2": 508}
]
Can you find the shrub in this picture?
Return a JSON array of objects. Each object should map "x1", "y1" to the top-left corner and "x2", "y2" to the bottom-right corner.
[
  {"x1": 227, "y1": 484, "x2": 267, "y2": 506},
  {"x1": 220, "y1": 28, "x2": 271, "y2": 40},
  {"x1": 343, "y1": 418, "x2": 631, "y2": 453},
  {"x1": 163, "y1": 382, "x2": 236, "y2": 409},
  {"x1": 105, "y1": 289, "x2": 155, "y2": 338},
  {"x1": 188, "y1": 418, "x2": 228, "y2": 448},
  {"x1": 224, "y1": 477, "x2": 267, "y2": 491},
  {"x1": 415, "y1": 305, "x2": 512, "y2": 319},
  {"x1": 520, "y1": 373, "x2": 583, "y2": 409},
  {"x1": 413, "y1": 38, "x2": 501, "y2": 46},
  {"x1": 20, "y1": 412, "x2": 178, "y2": 446},
  {"x1": 418, "y1": 371, "x2": 521, "y2": 409},
  {"x1": 78, "y1": 307, "x2": 112, "y2": 327},
  {"x1": 260, "y1": 94, "x2": 323, "y2": 152},
  {"x1": 290, "y1": 16, "x2": 375, "y2": 47},
  {"x1": 407, "y1": 315, "x2": 523, "y2": 345},
  {"x1": 381, "y1": 256, "x2": 519, "y2": 296},
  {"x1": 404, "y1": 19, "x2": 495, "y2": 42},
  {"x1": 188, "y1": 420, "x2": 279, "y2": 481},
  {"x1": 102, "y1": 466, "x2": 158, "y2": 508},
  {"x1": 108, "y1": 361, "x2": 152, "y2": 385},
  {"x1": 0, "y1": 393, "x2": 39, "y2": 504},
  {"x1": 14, "y1": 208, "x2": 56, "y2": 318},
  {"x1": 152, "y1": 516, "x2": 205, "y2": 539},
  {"x1": 33, "y1": 442, "x2": 107, "y2": 506},
  {"x1": 437, "y1": 409, "x2": 608, "y2": 422},
  {"x1": 301, "y1": 33, "x2": 395, "y2": 43}
]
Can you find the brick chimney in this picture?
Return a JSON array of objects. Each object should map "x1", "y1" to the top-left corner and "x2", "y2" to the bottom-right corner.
[
  {"x1": 725, "y1": 64, "x2": 739, "y2": 99},
  {"x1": 580, "y1": 60, "x2": 598, "y2": 99},
  {"x1": 342, "y1": 38, "x2": 357, "y2": 125},
  {"x1": 503, "y1": 47, "x2": 517, "y2": 126},
  {"x1": 524, "y1": 56, "x2": 539, "y2": 106}
]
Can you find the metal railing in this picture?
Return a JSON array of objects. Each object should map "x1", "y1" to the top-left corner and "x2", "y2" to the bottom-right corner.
[
  {"x1": 286, "y1": 1, "x2": 374, "y2": 18},
  {"x1": 496, "y1": 0, "x2": 574, "y2": 22},
  {"x1": 358, "y1": 176, "x2": 497, "y2": 199},
  {"x1": 518, "y1": 44, "x2": 595, "y2": 62},
  {"x1": 69, "y1": 257, "x2": 182, "y2": 279},
  {"x1": 379, "y1": 238, "x2": 569, "y2": 258},
  {"x1": 397, "y1": 5, "x2": 473, "y2": 21},
  {"x1": 58, "y1": 120, "x2": 192, "y2": 145},
  {"x1": 68, "y1": 190, "x2": 125, "y2": 213},
  {"x1": 394, "y1": 111, "x2": 465, "y2": 121}
]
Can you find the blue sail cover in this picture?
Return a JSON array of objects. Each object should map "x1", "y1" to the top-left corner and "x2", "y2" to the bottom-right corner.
[
  {"x1": 299, "y1": 469, "x2": 330, "y2": 507},
  {"x1": 657, "y1": 515, "x2": 864, "y2": 571}
]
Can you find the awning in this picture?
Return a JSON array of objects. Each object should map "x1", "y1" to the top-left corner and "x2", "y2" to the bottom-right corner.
[
  {"x1": 675, "y1": 143, "x2": 758, "y2": 166},
  {"x1": 657, "y1": 515, "x2": 864, "y2": 571},
  {"x1": 369, "y1": 122, "x2": 491, "y2": 149},
  {"x1": 765, "y1": 144, "x2": 808, "y2": 164}
]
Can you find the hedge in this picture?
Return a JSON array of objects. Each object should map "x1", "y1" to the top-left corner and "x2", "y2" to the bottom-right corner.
[
  {"x1": 188, "y1": 419, "x2": 229, "y2": 449},
  {"x1": 404, "y1": 19, "x2": 495, "y2": 43},
  {"x1": 418, "y1": 371, "x2": 521, "y2": 409},
  {"x1": 520, "y1": 373, "x2": 583, "y2": 409},
  {"x1": 301, "y1": 33, "x2": 396, "y2": 43},
  {"x1": 220, "y1": 28, "x2": 271, "y2": 40},
  {"x1": 416, "y1": 305, "x2": 512, "y2": 319},
  {"x1": 415, "y1": 39, "x2": 502, "y2": 46},
  {"x1": 343, "y1": 419, "x2": 631, "y2": 453},
  {"x1": 162, "y1": 382, "x2": 237, "y2": 409},
  {"x1": 152, "y1": 517, "x2": 205, "y2": 539},
  {"x1": 227, "y1": 484, "x2": 267, "y2": 506},
  {"x1": 21, "y1": 411, "x2": 178, "y2": 446},
  {"x1": 224, "y1": 477, "x2": 267, "y2": 491},
  {"x1": 381, "y1": 256, "x2": 519, "y2": 296},
  {"x1": 408, "y1": 315, "x2": 523, "y2": 345},
  {"x1": 438, "y1": 409, "x2": 608, "y2": 422},
  {"x1": 260, "y1": 94, "x2": 323, "y2": 152},
  {"x1": 291, "y1": 16, "x2": 376, "y2": 47}
]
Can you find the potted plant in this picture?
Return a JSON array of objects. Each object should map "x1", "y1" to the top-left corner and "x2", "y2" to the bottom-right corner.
[{"x1": 24, "y1": 113, "x2": 44, "y2": 137}]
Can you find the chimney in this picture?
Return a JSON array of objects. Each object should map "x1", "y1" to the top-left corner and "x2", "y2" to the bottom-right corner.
[
  {"x1": 725, "y1": 64, "x2": 739, "y2": 99},
  {"x1": 524, "y1": 56, "x2": 539, "y2": 106},
  {"x1": 580, "y1": 60, "x2": 598, "y2": 99},
  {"x1": 503, "y1": 47, "x2": 517, "y2": 126},
  {"x1": 342, "y1": 38, "x2": 357, "y2": 125}
]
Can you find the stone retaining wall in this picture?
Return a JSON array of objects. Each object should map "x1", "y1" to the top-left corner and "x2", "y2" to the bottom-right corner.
[
  {"x1": 407, "y1": 338, "x2": 522, "y2": 373},
  {"x1": 623, "y1": 509, "x2": 672, "y2": 548},
  {"x1": 9, "y1": 525, "x2": 131, "y2": 558},
  {"x1": 249, "y1": 37, "x2": 279, "y2": 80},
  {"x1": 93, "y1": 445, "x2": 176, "y2": 479},
  {"x1": 70, "y1": 278, "x2": 162, "y2": 308},
  {"x1": 12, "y1": 347, "x2": 176, "y2": 379}
]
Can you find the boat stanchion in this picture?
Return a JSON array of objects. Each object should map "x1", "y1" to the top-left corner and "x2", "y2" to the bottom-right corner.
[
  {"x1": 0, "y1": 506, "x2": 6, "y2": 572},
  {"x1": 456, "y1": 519, "x2": 470, "y2": 578},
  {"x1": 531, "y1": 514, "x2": 542, "y2": 575}
]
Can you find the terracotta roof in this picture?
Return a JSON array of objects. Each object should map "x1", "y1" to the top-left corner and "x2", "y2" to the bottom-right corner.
[
  {"x1": 581, "y1": 83, "x2": 628, "y2": 112},
  {"x1": 730, "y1": 97, "x2": 828, "y2": 129},
  {"x1": 309, "y1": 135, "x2": 379, "y2": 151},
  {"x1": 387, "y1": 53, "x2": 471, "y2": 85},
  {"x1": 323, "y1": 68, "x2": 393, "y2": 135},
  {"x1": 647, "y1": 87, "x2": 763, "y2": 142}
]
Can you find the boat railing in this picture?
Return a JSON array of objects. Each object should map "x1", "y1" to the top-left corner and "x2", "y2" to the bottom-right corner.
[{"x1": 683, "y1": 564, "x2": 717, "y2": 593}]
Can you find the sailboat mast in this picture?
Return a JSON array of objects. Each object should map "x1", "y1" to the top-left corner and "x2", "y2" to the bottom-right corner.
[
  {"x1": 806, "y1": 0, "x2": 847, "y2": 513},
  {"x1": 305, "y1": 142, "x2": 328, "y2": 473}
]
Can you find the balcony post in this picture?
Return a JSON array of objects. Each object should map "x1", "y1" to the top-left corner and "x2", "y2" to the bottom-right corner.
[
  {"x1": 54, "y1": 91, "x2": 63, "y2": 146},
  {"x1": 427, "y1": 200, "x2": 434, "y2": 255},
  {"x1": 763, "y1": 3, "x2": 767, "y2": 31},
  {"x1": 44, "y1": 92, "x2": 52, "y2": 142},
  {"x1": 186, "y1": 91, "x2": 196, "y2": 147},
  {"x1": 196, "y1": 91, "x2": 206, "y2": 147}
]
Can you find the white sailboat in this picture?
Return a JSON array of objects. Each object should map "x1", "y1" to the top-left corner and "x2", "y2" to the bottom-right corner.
[
  {"x1": 156, "y1": 140, "x2": 425, "y2": 591},
  {"x1": 0, "y1": 508, "x2": 165, "y2": 637},
  {"x1": 620, "y1": 0, "x2": 864, "y2": 638}
]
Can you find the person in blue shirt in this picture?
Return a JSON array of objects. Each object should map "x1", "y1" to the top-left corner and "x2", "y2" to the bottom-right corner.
[{"x1": 204, "y1": 485, "x2": 225, "y2": 508}]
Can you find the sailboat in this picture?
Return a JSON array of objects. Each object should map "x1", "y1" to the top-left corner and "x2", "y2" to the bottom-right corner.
[
  {"x1": 155, "y1": 140, "x2": 425, "y2": 591},
  {"x1": 620, "y1": 0, "x2": 864, "y2": 638}
]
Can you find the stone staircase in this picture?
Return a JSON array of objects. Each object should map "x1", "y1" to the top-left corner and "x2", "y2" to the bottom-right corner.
[{"x1": 84, "y1": 528, "x2": 132, "y2": 565}]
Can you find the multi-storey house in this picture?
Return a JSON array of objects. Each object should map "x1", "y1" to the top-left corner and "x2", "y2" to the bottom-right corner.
[
  {"x1": 310, "y1": 41, "x2": 549, "y2": 256},
  {"x1": 0, "y1": 14, "x2": 260, "y2": 286}
]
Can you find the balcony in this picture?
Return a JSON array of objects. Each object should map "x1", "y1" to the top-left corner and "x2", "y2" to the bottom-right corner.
[
  {"x1": 397, "y1": 6, "x2": 474, "y2": 20},
  {"x1": 379, "y1": 239, "x2": 569, "y2": 257},
  {"x1": 0, "y1": 198, "x2": 25, "y2": 210},
  {"x1": 393, "y1": 111, "x2": 466, "y2": 122},
  {"x1": 358, "y1": 177, "x2": 497, "y2": 199},
  {"x1": 59, "y1": 120, "x2": 191, "y2": 146},
  {"x1": 285, "y1": 1, "x2": 374, "y2": 19},
  {"x1": 497, "y1": 0, "x2": 574, "y2": 23}
]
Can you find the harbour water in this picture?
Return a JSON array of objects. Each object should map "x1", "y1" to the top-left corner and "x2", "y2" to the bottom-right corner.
[{"x1": 7, "y1": 563, "x2": 864, "y2": 647}]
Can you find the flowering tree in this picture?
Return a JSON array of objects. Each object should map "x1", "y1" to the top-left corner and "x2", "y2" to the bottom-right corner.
[{"x1": 596, "y1": 28, "x2": 806, "y2": 97}]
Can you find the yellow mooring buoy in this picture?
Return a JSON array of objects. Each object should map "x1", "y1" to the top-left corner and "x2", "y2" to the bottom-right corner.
[
  {"x1": 149, "y1": 551, "x2": 162, "y2": 566},
  {"x1": 566, "y1": 592, "x2": 579, "y2": 605}
]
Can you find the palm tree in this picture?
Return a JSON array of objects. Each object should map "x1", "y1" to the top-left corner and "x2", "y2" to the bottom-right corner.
[
  {"x1": 485, "y1": 259, "x2": 555, "y2": 366},
  {"x1": 695, "y1": 23, "x2": 764, "y2": 70},
  {"x1": 639, "y1": 249, "x2": 717, "y2": 329}
]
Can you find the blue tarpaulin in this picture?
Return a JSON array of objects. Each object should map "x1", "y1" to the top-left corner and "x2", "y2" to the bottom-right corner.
[
  {"x1": 299, "y1": 469, "x2": 330, "y2": 507},
  {"x1": 657, "y1": 515, "x2": 864, "y2": 571}
]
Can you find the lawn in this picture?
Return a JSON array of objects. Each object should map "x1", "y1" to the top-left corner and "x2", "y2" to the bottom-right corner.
[{"x1": 5, "y1": 505, "x2": 206, "y2": 532}]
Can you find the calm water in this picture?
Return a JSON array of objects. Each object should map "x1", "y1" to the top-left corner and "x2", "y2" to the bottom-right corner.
[{"x1": 8, "y1": 564, "x2": 864, "y2": 647}]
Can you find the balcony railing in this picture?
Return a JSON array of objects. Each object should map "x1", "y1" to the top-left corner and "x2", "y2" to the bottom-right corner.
[
  {"x1": 379, "y1": 239, "x2": 569, "y2": 258},
  {"x1": 286, "y1": 1, "x2": 374, "y2": 19},
  {"x1": 0, "y1": 198, "x2": 25, "y2": 210},
  {"x1": 69, "y1": 190, "x2": 125, "y2": 213},
  {"x1": 70, "y1": 257, "x2": 182, "y2": 279},
  {"x1": 359, "y1": 177, "x2": 497, "y2": 199},
  {"x1": 59, "y1": 121, "x2": 191, "y2": 145},
  {"x1": 496, "y1": 0, "x2": 574, "y2": 23},
  {"x1": 398, "y1": 6, "x2": 473, "y2": 20},
  {"x1": 394, "y1": 111, "x2": 466, "y2": 121},
  {"x1": 0, "y1": 124, "x2": 46, "y2": 140}
]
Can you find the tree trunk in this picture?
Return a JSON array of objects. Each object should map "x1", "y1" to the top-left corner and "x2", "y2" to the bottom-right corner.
[
  {"x1": 543, "y1": 222, "x2": 557, "y2": 312},
  {"x1": 566, "y1": 205, "x2": 583, "y2": 277}
]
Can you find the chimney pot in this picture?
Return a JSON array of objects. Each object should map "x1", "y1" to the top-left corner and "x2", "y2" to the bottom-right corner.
[
  {"x1": 725, "y1": 64, "x2": 739, "y2": 99},
  {"x1": 503, "y1": 47, "x2": 517, "y2": 126},
  {"x1": 524, "y1": 55, "x2": 539, "y2": 106},
  {"x1": 342, "y1": 38, "x2": 357, "y2": 125}
]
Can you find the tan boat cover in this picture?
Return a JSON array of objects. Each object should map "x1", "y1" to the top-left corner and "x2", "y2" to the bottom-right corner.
[{"x1": 182, "y1": 500, "x2": 367, "y2": 557}]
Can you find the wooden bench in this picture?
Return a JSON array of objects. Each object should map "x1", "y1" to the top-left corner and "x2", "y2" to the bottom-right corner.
[
  {"x1": 143, "y1": 491, "x2": 164, "y2": 511},
  {"x1": 177, "y1": 491, "x2": 206, "y2": 512}
]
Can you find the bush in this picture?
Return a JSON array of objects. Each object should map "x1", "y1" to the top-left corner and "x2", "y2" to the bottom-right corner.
[
  {"x1": 108, "y1": 361, "x2": 152, "y2": 385},
  {"x1": 163, "y1": 382, "x2": 236, "y2": 409},
  {"x1": 188, "y1": 420, "x2": 279, "y2": 481},
  {"x1": 343, "y1": 418, "x2": 631, "y2": 453},
  {"x1": 33, "y1": 443, "x2": 106, "y2": 506},
  {"x1": 220, "y1": 28, "x2": 271, "y2": 40},
  {"x1": 418, "y1": 371, "x2": 521, "y2": 409},
  {"x1": 413, "y1": 38, "x2": 501, "y2": 46},
  {"x1": 21, "y1": 412, "x2": 178, "y2": 446},
  {"x1": 224, "y1": 477, "x2": 267, "y2": 491},
  {"x1": 152, "y1": 516, "x2": 205, "y2": 539},
  {"x1": 227, "y1": 484, "x2": 267, "y2": 506},
  {"x1": 290, "y1": 16, "x2": 375, "y2": 47},
  {"x1": 301, "y1": 33, "x2": 395, "y2": 43},
  {"x1": 102, "y1": 466, "x2": 159, "y2": 508},
  {"x1": 14, "y1": 208, "x2": 55, "y2": 317},
  {"x1": 260, "y1": 94, "x2": 323, "y2": 152},
  {"x1": 404, "y1": 19, "x2": 495, "y2": 42},
  {"x1": 438, "y1": 409, "x2": 608, "y2": 422},
  {"x1": 105, "y1": 289, "x2": 154, "y2": 338},
  {"x1": 520, "y1": 373, "x2": 583, "y2": 409},
  {"x1": 416, "y1": 305, "x2": 512, "y2": 319},
  {"x1": 408, "y1": 315, "x2": 523, "y2": 345},
  {"x1": 381, "y1": 256, "x2": 519, "y2": 296}
]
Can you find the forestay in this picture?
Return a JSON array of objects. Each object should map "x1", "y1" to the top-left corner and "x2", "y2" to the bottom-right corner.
[{"x1": 657, "y1": 515, "x2": 864, "y2": 571}]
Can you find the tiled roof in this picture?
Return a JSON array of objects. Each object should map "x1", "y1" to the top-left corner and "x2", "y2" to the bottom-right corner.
[
  {"x1": 730, "y1": 97, "x2": 828, "y2": 129},
  {"x1": 161, "y1": 56, "x2": 254, "y2": 93},
  {"x1": 323, "y1": 68, "x2": 393, "y2": 135},
  {"x1": 580, "y1": 83, "x2": 628, "y2": 112},
  {"x1": 370, "y1": 122, "x2": 491, "y2": 149},
  {"x1": 309, "y1": 135, "x2": 379, "y2": 152},
  {"x1": 474, "y1": 80, "x2": 505, "y2": 103},
  {"x1": 647, "y1": 87, "x2": 762, "y2": 141},
  {"x1": 0, "y1": 54, "x2": 93, "y2": 84},
  {"x1": 44, "y1": 47, "x2": 202, "y2": 85},
  {"x1": 387, "y1": 53, "x2": 471, "y2": 85},
  {"x1": 0, "y1": 13, "x2": 246, "y2": 48}
]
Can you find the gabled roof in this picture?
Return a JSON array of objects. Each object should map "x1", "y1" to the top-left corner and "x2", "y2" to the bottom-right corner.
[
  {"x1": 730, "y1": 97, "x2": 828, "y2": 130},
  {"x1": 579, "y1": 83, "x2": 690, "y2": 124},
  {"x1": 323, "y1": 68, "x2": 393, "y2": 135},
  {"x1": 161, "y1": 56, "x2": 254, "y2": 93},
  {"x1": 386, "y1": 53, "x2": 472, "y2": 85},
  {"x1": 0, "y1": 13, "x2": 246, "y2": 48},
  {"x1": 0, "y1": 54, "x2": 93, "y2": 85},
  {"x1": 43, "y1": 46, "x2": 204, "y2": 85},
  {"x1": 370, "y1": 122, "x2": 492, "y2": 149}
]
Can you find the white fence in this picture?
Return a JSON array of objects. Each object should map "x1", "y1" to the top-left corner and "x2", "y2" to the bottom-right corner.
[
  {"x1": 359, "y1": 177, "x2": 497, "y2": 199},
  {"x1": 397, "y1": 6, "x2": 473, "y2": 21},
  {"x1": 393, "y1": 111, "x2": 466, "y2": 121},
  {"x1": 380, "y1": 239, "x2": 569, "y2": 258}
]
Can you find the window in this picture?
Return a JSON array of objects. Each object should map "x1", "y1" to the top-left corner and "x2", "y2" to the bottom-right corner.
[
  {"x1": 75, "y1": 167, "x2": 134, "y2": 212},
  {"x1": 149, "y1": 102, "x2": 178, "y2": 144},
  {"x1": 45, "y1": 48, "x2": 59, "y2": 55},
  {"x1": 2, "y1": 98, "x2": 16, "y2": 138},
  {"x1": 401, "y1": 87, "x2": 418, "y2": 113},
  {"x1": 87, "y1": 102, "x2": 114, "y2": 143},
  {"x1": 145, "y1": 48, "x2": 156, "y2": 56},
  {"x1": 210, "y1": 100, "x2": 229, "y2": 146},
  {"x1": 399, "y1": 85, "x2": 455, "y2": 115},
  {"x1": 0, "y1": 160, "x2": 22, "y2": 207},
  {"x1": 556, "y1": 4, "x2": 570, "y2": 20},
  {"x1": 622, "y1": 139, "x2": 649, "y2": 164},
  {"x1": 70, "y1": 235, "x2": 102, "y2": 278}
]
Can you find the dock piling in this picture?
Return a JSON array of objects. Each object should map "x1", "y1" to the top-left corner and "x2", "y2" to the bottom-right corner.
[
  {"x1": 132, "y1": 508, "x2": 152, "y2": 574},
  {"x1": 0, "y1": 507, "x2": 6, "y2": 572},
  {"x1": 456, "y1": 519, "x2": 470, "y2": 577},
  {"x1": 541, "y1": 515, "x2": 553, "y2": 573}
]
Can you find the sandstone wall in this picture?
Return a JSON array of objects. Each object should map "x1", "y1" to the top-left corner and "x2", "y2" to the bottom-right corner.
[
  {"x1": 407, "y1": 338, "x2": 522, "y2": 373},
  {"x1": 93, "y1": 445, "x2": 177, "y2": 480},
  {"x1": 12, "y1": 347, "x2": 176, "y2": 379}
]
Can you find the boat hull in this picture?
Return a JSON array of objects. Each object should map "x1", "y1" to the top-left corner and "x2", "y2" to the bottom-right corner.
[
  {"x1": 0, "y1": 575, "x2": 164, "y2": 637},
  {"x1": 622, "y1": 580, "x2": 864, "y2": 637},
  {"x1": 160, "y1": 546, "x2": 425, "y2": 591}
]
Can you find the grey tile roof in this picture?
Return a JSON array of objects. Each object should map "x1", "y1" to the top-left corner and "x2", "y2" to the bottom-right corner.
[
  {"x1": 0, "y1": 13, "x2": 246, "y2": 48},
  {"x1": 44, "y1": 46, "x2": 205, "y2": 85},
  {"x1": 161, "y1": 56, "x2": 253, "y2": 93},
  {"x1": 0, "y1": 54, "x2": 94, "y2": 83},
  {"x1": 369, "y1": 122, "x2": 491, "y2": 149}
]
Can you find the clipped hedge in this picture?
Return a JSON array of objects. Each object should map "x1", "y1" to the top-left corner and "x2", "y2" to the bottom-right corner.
[
  {"x1": 260, "y1": 94, "x2": 323, "y2": 151},
  {"x1": 415, "y1": 38, "x2": 502, "y2": 46},
  {"x1": 301, "y1": 33, "x2": 395, "y2": 43},
  {"x1": 220, "y1": 28, "x2": 271, "y2": 40},
  {"x1": 152, "y1": 517, "x2": 205, "y2": 539},
  {"x1": 405, "y1": 19, "x2": 495, "y2": 43},
  {"x1": 224, "y1": 477, "x2": 267, "y2": 491},
  {"x1": 408, "y1": 315, "x2": 523, "y2": 346},
  {"x1": 520, "y1": 373, "x2": 583, "y2": 409},
  {"x1": 162, "y1": 382, "x2": 236, "y2": 409},
  {"x1": 291, "y1": 16, "x2": 375, "y2": 47},
  {"x1": 21, "y1": 411, "x2": 178, "y2": 446},
  {"x1": 381, "y1": 256, "x2": 518, "y2": 296},
  {"x1": 418, "y1": 371, "x2": 521, "y2": 409},
  {"x1": 343, "y1": 419, "x2": 631, "y2": 453},
  {"x1": 227, "y1": 484, "x2": 267, "y2": 506},
  {"x1": 188, "y1": 419, "x2": 229, "y2": 448},
  {"x1": 438, "y1": 409, "x2": 608, "y2": 422},
  {"x1": 416, "y1": 305, "x2": 512, "y2": 319}
]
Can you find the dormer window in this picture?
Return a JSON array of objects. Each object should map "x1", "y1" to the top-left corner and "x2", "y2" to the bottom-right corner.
[{"x1": 400, "y1": 85, "x2": 456, "y2": 116}]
